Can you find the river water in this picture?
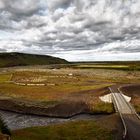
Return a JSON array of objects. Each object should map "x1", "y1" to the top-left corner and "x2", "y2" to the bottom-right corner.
[{"x1": 0, "y1": 110, "x2": 105, "y2": 130}]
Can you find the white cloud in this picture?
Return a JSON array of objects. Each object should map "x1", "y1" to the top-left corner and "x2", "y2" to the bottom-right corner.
[
  {"x1": 0, "y1": 0, "x2": 140, "y2": 61},
  {"x1": 53, "y1": 50, "x2": 140, "y2": 62}
]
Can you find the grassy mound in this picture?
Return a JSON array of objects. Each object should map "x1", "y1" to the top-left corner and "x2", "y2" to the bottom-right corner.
[{"x1": 0, "y1": 52, "x2": 68, "y2": 67}]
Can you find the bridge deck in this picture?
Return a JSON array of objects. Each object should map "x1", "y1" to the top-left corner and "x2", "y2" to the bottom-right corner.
[
  {"x1": 112, "y1": 93, "x2": 133, "y2": 114},
  {"x1": 110, "y1": 86, "x2": 140, "y2": 140}
]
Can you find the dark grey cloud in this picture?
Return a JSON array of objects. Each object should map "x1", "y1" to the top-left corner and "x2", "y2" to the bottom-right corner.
[
  {"x1": 47, "y1": 0, "x2": 73, "y2": 11},
  {"x1": 0, "y1": 48, "x2": 6, "y2": 52},
  {"x1": 1, "y1": 0, "x2": 40, "y2": 16}
]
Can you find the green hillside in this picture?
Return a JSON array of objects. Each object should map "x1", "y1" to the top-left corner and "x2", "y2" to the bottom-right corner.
[{"x1": 0, "y1": 52, "x2": 68, "y2": 67}]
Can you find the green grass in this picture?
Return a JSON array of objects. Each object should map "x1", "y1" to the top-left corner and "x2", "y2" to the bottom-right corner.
[
  {"x1": 0, "y1": 83, "x2": 111, "y2": 101},
  {"x1": 0, "y1": 74, "x2": 12, "y2": 83},
  {"x1": 133, "y1": 105, "x2": 140, "y2": 114},
  {"x1": 92, "y1": 103, "x2": 115, "y2": 114},
  {"x1": 74, "y1": 63, "x2": 140, "y2": 71},
  {"x1": 12, "y1": 120, "x2": 114, "y2": 140}
]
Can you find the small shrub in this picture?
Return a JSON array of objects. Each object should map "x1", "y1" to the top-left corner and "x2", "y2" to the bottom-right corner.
[{"x1": 0, "y1": 117, "x2": 11, "y2": 136}]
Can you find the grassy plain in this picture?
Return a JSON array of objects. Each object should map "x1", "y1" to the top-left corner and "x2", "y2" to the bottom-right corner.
[
  {"x1": 0, "y1": 64, "x2": 139, "y2": 115},
  {"x1": 12, "y1": 119, "x2": 114, "y2": 140},
  {"x1": 0, "y1": 69, "x2": 115, "y2": 116},
  {"x1": 0, "y1": 62, "x2": 139, "y2": 139},
  {"x1": 73, "y1": 61, "x2": 140, "y2": 71}
]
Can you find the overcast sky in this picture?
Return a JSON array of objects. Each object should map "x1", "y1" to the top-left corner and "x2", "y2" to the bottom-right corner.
[{"x1": 0, "y1": 0, "x2": 140, "y2": 61}]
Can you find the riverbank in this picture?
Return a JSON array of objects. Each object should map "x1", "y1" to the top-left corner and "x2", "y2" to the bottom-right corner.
[{"x1": 0, "y1": 96, "x2": 114, "y2": 118}]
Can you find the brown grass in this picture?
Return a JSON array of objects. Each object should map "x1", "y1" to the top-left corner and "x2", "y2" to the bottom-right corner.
[{"x1": 0, "y1": 68, "x2": 139, "y2": 115}]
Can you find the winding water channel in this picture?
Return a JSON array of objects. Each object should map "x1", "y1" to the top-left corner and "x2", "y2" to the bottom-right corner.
[{"x1": 0, "y1": 110, "x2": 106, "y2": 130}]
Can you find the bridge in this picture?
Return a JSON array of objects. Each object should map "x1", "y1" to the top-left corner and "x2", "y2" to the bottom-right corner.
[{"x1": 109, "y1": 86, "x2": 140, "y2": 140}]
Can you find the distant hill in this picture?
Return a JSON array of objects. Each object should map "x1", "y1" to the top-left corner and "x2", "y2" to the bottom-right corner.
[{"x1": 0, "y1": 52, "x2": 68, "y2": 67}]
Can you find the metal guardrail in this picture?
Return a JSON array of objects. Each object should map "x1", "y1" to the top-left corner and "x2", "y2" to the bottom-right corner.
[
  {"x1": 108, "y1": 87, "x2": 127, "y2": 139},
  {"x1": 118, "y1": 87, "x2": 140, "y2": 120},
  {"x1": 109, "y1": 87, "x2": 118, "y2": 112},
  {"x1": 109, "y1": 86, "x2": 140, "y2": 139},
  {"x1": 112, "y1": 93, "x2": 127, "y2": 139}
]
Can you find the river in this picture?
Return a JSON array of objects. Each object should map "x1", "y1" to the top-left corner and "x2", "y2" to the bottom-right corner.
[{"x1": 0, "y1": 110, "x2": 106, "y2": 130}]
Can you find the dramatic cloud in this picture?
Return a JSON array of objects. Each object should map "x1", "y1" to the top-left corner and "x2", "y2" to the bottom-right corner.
[{"x1": 0, "y1": 0, "x2": 140, "y2": 61}]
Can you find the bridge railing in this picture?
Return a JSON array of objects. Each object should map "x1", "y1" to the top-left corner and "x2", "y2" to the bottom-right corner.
[
  {"x1": 108, "y1": 87, "x2": 127, "y2": 139},
  {"x1": 118, "y1": 87, "x2": 140, "y2": 120}
]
